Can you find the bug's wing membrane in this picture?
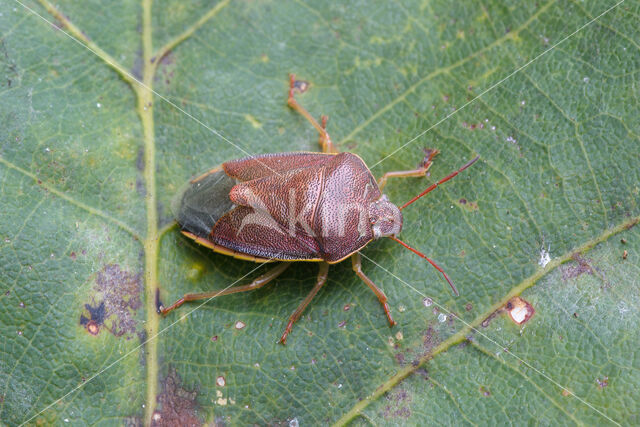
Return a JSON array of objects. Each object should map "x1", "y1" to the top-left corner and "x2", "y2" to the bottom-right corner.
[
  {"x1": 223, "y1": 152, "x2": 334, "y2": 181},
  {"x1": 211, "y1": 165, "x2": 326, "y2": 260},
  {"x1": 173, "y1": 169, "x2": 236, "y2": 240}
]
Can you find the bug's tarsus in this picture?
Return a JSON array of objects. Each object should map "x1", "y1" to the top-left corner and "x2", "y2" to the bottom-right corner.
[
  {"x1": 400, "y1": 155, "x2": 480, "y2": 210},
  {"x1": 389, "y1": 236, "x2": 459, "y2": 296},
  {"x1": 377, "y1": 148, "x2": 440, "y2": 191},
  {"x1": 155, "y1": 288, "x2": 165, "y2": 314},
  {"x1": 287, "y1": 73, "x2": 336, "y2": 153},
  {"x1": 159, "y1": 297, "x2": 185, "y2": 315}
]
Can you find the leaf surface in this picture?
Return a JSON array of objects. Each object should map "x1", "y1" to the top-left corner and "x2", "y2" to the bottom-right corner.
[{"x1": 1, "y1": 0, "x2": 638, "y2": 425}]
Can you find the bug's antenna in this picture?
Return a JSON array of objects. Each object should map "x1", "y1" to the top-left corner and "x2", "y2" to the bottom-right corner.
[
  {"x1": 400, "y1": 155, "x2": 480, "y2": 210},
  {"x1": 389, "y1": 236, "x2": 459, "y2": 296}
]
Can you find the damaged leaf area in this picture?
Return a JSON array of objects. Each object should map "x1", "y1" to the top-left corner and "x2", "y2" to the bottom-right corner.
[
  {"x1": 80, "y1": 264, "x2": 142, "y2": 337},
  {"x1": 152, "y1": 367, "x2": 201, "y2": 427},
  {"x1": 1, "y1": 0, "x2": 639, "y2": 425}
]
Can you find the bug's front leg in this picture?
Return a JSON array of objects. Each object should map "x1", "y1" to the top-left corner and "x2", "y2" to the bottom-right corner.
[
  {"x1": 279, "y1": 262, "x2": 330, "y2": 344},
  {"x1": 287, "y1": 74, "x2": 337, "y2": 154},
  {"x1": 377, "y1": 148, "x2": 439, "y2": 191},
  {"x1": 351, "y1": 253, "x2": 396, "y2": 327}
]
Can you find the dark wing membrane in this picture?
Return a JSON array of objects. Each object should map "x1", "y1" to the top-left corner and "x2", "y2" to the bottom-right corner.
[
  {"x1": 223, "y1": 152, "x2": 334, "y2": 181},
  {"x1": 173, "y1": 169, "x2": 236, "y2": 239}
]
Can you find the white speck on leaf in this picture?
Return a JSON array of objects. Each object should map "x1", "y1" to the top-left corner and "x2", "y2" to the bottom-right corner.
[
  {"x1": 289, "y1": 417, "x2": 299, "y2": 427},
  {"x1": 510, "y1": 305, "x2": 529, "y2": 324},
  {"x1": 96, "y1": 103, "x2": 101, "y2": 108},
  {"x1": 539, "y1": 245, "x2": 551, "y2": 267},
  {"x1": 423, "y1": 297, "x2": 433, "y2": 307},
  {"x1": 438, "y1": 313, "x2": 447, "y2": 323}
]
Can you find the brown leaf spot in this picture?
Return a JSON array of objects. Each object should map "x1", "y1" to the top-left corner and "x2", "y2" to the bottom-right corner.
[
  {"x1": 80, "y1": 264, "x2": 142, "y2": 337},
  {"x1": 80, "y1": 302, "x2": 105, "y2": 336},
  {"x1": 596, "y1": 376, "x2": 609, "y2": 389},
  {"x1": 152, "y1": 367, "x2": 201, "y2": 427},
  {"x1": 562, "y1": 255, "x2": 594, "y2": 280},
  {"x1": 458, "y1": 199, "x2": 479, "y2": 211},
  {"x1": 382, "y1": 388, "x2": 412, "y2": 420}
]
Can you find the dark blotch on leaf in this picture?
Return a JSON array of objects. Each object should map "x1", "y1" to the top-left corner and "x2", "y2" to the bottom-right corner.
[
  {"x1": 136, "y1": 147, "x2": 145, "y2": 171},
  {"x1": 80, "y1": 264, "x2": 142, "y2": 337},
  {"x1": 136, "y1": 177, "x2": 147, "y2": 197},
  {"x1": 562, "y1": 255, "x2": 594, "y2": 280},
  {"x1": 152, "y1": 367, "x2": 201, "y2": 427},
  {"x1": 80, "y1": 301, "x2": 105, "y2": 336},
  {"x1": 382, "y1": 388, "x2": 412, "y2": 420}
]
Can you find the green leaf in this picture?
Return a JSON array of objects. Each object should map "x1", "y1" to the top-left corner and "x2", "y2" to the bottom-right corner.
[{"x1": 1, "y1": 0, "x2": 639, "y2": 425}]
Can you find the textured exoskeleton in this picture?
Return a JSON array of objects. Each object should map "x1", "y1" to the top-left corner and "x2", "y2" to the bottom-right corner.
[{"x1": 160, "y1": 74, "x2": 479, "y2": 344}]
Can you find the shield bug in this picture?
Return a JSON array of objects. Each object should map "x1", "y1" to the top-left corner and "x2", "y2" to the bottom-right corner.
[{"x1": 159, "y1": 74, "x2": 479, "y2": 344}]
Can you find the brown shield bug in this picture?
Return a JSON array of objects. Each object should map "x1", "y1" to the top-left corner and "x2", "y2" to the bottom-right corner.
[{"x1": 158, "y1": 74, "x2": 479, "y2": 344}]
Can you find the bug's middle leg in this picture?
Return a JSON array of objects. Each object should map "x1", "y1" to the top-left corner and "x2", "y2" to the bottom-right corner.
[
  {"x1": 351, "y1": 252, "x2": 396, "y2": 327},
  {"x1": 287, "y1": 74, "x2": 337, "y2": 153},
  {"x1": 157, "y1": 262, "x2": 292, "y2": 315},
  {"x1": 279, "y1": 262, "x2": 330, "y2": 344},
  {"x1": 377, "y1": 148, "x2": 439, "y2": 191}
]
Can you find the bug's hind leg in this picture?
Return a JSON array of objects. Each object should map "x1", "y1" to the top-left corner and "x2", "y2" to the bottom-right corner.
[
  {"x1": 377, "y1": 148, "x2": 440, "y2": 191},
  {"x1": 280, "y1": 262, "x2": 330, "y2": 344},
  {"x1": 157, "y1": 262, "x2": 292, "y2": 315},
  {"x1": 287, "y1": 74, "x2": 337, "y2": 153},
  {"x1": 351, "y1": 253, "x2": 396, "y2": 327}
]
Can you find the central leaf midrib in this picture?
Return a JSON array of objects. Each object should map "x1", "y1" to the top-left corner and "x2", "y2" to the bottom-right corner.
[{"x1": 139, "y1": 0, "x2": 160, "y2": 423}]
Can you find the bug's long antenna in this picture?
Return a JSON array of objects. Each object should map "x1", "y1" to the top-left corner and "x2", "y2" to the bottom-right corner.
[
  {"x1": 400, "y1": 155, "x2": 480, "y2": 210},
  {"x1": 389, "y1": 236, "x2": 459, "y2": 296}
]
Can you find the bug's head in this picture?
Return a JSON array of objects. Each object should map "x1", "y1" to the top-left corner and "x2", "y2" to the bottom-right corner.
[
  {"x1": 377, "y1": 155, "x2": 481, "y2": 297},
  {"x1": 369, "y1": 195, "x2": 403, "y2": 239}
]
